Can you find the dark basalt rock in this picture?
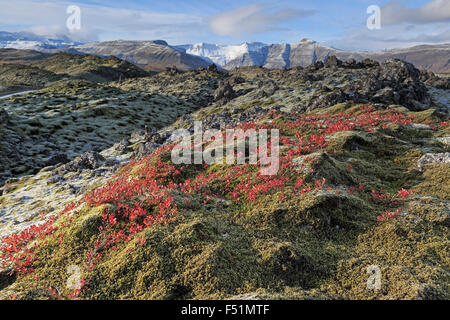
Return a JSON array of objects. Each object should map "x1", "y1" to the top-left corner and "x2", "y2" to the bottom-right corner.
[
  {"x1": 46, "y1": 153, "x2": 69, "y2": 166},
  {"x1": 228, "y1": 76, "x2": 245, "y2": 85},
  {"x1": 112, "y1": 138, "x2": 130, "y2": 154},
  {"x1": 207, "y1": 64, "x2": 219, "y2": 73},
  {"x1": 0, "y1": 269, "x2": 16, "y2": 291},
  {"x1": 361, "y1": 58, "x2": 379, "y2": 68},
  {"x1": 324, "y1": 55, "x2": 343, "y2": 68},
  {"x1": 65, "y1": 151, "x2": 105, "y2": 172},
  {"x1": 213, "y1": 81, "x2": 237, "y2": 105},
  {"x1": 165, "y1": 66, "x2": 180, "y2": 76},
  {"x1": 352, "y1": 59, "x2": 432, "y2": 110},
  {"x1": 421, "y1": 71, "x2": 450, "y2": 89},
  {"x1": 0, "y1": 109, "x2": 9, "y2": 125},
  {"x1": 378, "y1": 59, "x2": 420, "y2": 82},
  {"x1": 133, "y1": 142, "x2": 160, "y2": 160},
  {"x1": 305, "y1": 61, "x2": 324, "y2": 72},
  {"x1": 342, "y1": 58, "x2": 364, "y2": 69},
  {"x1": 308, "y1": 89, "x2": 349, "y2": 111}
]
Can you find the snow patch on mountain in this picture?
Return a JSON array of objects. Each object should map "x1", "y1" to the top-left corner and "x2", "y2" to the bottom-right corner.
[
  {"x1": 176, "y1": 42, "x2": 268, "y2": 66},
  {"x1": 0, "y1": 31, "x2": 81, "y2": 51}
]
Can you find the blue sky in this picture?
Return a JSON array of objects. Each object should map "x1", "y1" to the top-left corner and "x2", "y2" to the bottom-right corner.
[{"x1": 0, "y1": 0, "x2": 448, "y2": 51}]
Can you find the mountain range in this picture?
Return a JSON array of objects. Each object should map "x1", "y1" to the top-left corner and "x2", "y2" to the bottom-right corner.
[
  {"x1": 76, "y1": 40, "x2": 211, "y2": 72},
  {"x1": 0, "y1": 31, "x2": 449, "y2": 74},
  {"x1": 0, "y1": 31, "x2": 81, "y2": 51},
  {"x1": 177, "y1": 39, "x2": 450, "y2": 74}
]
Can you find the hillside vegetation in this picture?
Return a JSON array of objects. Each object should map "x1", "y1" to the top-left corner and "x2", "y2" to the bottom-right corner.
[
  {"x1": 0, "y1": 52, "x2": 149, "y2": 95},
  {"x1": 0, "y1": 57, "x2": 448, "y2": 300}
]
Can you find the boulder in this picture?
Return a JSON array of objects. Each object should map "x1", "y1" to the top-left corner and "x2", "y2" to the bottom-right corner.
[
  {"x1": 213, "y1": 81, "x2": 237, "y2": 105},
  {"x1": 324, "y1": 55, "x2": 343, "y2": 68},
  {"x1": 65, "y1": 151, "x2": 105, "y2": 171},
  {"x1": 417, "y1": 153, "x2": 450, "y2": 172},
  {"x1": 46, "y1": 153, "x2": 69, "y2": 166}
]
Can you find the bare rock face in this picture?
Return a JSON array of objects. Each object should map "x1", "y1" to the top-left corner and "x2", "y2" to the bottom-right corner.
[
  {"x1": 361, "y1": 58, "x2": 380, "y2": 68},
  {"x1": 417, "y1": 153, "x2": 450, "y2": 171},
  {"x1": 378, "y1": 59, "x2": 421, "y2": 82},
  {"x1": 324, "y1": 55, "x2": 342, "y2": 68},
  {"x1": 45, "y1": 153, "x2": 69, "y2": 167},
  {"x1": 308, "y1": 88, "x2": 348, "y2": 111},
  {"x1": 213, "y1": 81, "x2": 237, "y2": 105},
  {"x1": 429, "y1": 77, "x2": 450, "y2": 90},
  {"x1": 65, "y1": 151, "x2": 105, "y2": 172},
  {"x1": 420, "y1": 71, "x2": 450, "y2": 90},
  {"x1": 357, "y1": 59, "x2": 432, "y2": 110},
  {"x1": 112, "y1": 138, "x2": 130, "y2": 154}
]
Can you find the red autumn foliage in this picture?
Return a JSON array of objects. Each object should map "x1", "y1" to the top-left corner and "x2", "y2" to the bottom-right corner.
[{"x1": 0, "y1": 105, "x2": 439, "y2": 298}]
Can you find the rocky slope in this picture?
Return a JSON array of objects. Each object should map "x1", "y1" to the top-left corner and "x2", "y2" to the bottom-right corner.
[
  {"x1": 358, "y1": 44, "x2": 450, "y2": 75},
  {"x1": 76, "y1": 40, "x2": 212, "y2": 72},
  {"x1": 0, "y1": 52, "x2": 150, "y2": 95},
  {"x1": 0, "y1": 48, "x2": 50, "y2": 64},
  {"x1": 0, "y1": 57, "x2": 448, "y2": 300}
]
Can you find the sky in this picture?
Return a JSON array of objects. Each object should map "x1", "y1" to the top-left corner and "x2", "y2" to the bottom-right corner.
[{"x1": 0, "y1": 0, "x2": 449, "y2": 51}]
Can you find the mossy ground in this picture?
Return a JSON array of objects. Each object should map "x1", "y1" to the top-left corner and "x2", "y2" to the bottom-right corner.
[{"x1": 1, "y1": 103, "x2": 448, "y2": 300}]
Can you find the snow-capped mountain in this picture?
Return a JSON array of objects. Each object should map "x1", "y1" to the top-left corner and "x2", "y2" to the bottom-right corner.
[
  {"x1": 1, "y1": 31, "x2": 448, "y2": 73},
  {"x1": 0, "y1": 31, "x2": 81, "y2": 51},
  {"x1": 175, "y1": 39, "x2": 325, "y2": 70},
  {"x1": 175, "y1": 42, "x2": 267, "y2": 66}
]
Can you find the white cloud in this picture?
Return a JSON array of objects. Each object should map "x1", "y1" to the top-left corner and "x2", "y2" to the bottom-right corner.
[
  {"x1": 326, "y1": 1, "x2": 450, "y2": 52},
  {"x1": 326, "y1": 25, "x2": 450, "y2": 52},
  {"x1": 208, "y1": 4, "x2": 315, "y2": 37},
  {"x1": 0, "y1": 0, "x2": 207, "y2": 42},
  {"x1": 382, "y1": 0, "x2": 450, "y2": 25}
]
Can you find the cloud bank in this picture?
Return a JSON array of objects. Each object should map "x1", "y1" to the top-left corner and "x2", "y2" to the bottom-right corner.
[
  {"x1": 208, "y1": 4, "x2": 315, "y2": 36},
  {"x1": 0, "y1": 0, "x2": 206, "y2": 42},
  {"x1": 382, "y1": 0, "x2": 450, "y2": 25}
]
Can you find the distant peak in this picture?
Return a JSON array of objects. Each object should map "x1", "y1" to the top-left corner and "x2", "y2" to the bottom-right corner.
[{"x1": 151, "y1": 40, "x2": 168, "y2": 46}]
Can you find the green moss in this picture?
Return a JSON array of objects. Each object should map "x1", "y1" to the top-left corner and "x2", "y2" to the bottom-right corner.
[
  {"x1": 415, "y1": 164, "x2": 450, "y2": 200},
  {"x1": 315, "y1": 102, "x2": 351, "y2": 115},
  {"x1": 394, "y1": 149, "x2": 424, "y2": 169},
  {"x1": 2, "y1": 102, "x2": 448, "y2": 300},
  {"x1": 413, "y1": 108, "x2": 446, "y2": 123},
  {"x1": 323, "y1": 219, "x2": 450, "y2": 299}
]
